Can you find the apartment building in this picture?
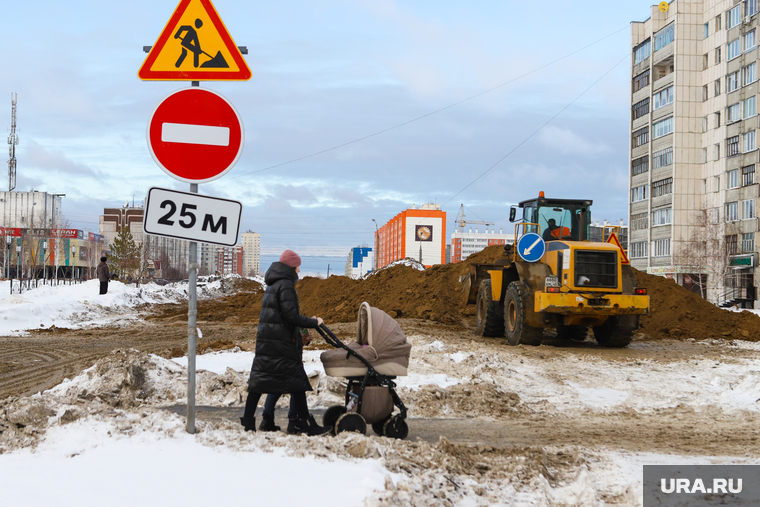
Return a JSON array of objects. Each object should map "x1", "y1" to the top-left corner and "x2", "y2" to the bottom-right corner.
[
  {"x1": 450, "y1": 228, "x2": 514, "y2": 263},
  {"x1": 241, "y1": 230, "x2": 261, "y2": 276},
  {"x1": 630, "y1": 0, "x2": 759, "y2": 307}
]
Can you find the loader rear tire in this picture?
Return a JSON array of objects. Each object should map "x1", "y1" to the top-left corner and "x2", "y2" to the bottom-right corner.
[
  {"x1": 593, "y1": 317, "x2": 633, "y2": 348},
  {"x1": 504, "y1": 282, "x2": 542, "y2": 346},
  {"x1": 476, "y1": 280, "x2": 505, "y2": 337}
]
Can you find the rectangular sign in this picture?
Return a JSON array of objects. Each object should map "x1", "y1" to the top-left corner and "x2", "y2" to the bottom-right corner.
[
  {"x1": 50, "y1": 229, "x2": 79, "y2": 239},
  {"x1": 0, "y1": 227, "x2": 22, "y2": 237},
  {"x1": 143, "y1": 187, "x2": 242, "y2": 246}
]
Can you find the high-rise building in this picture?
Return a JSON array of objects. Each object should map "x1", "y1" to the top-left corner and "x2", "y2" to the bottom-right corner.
[
  {"x1": 375, "y1": 204, "x2": 446, "y2": 268},
  {"x1": 0, "y1": 190, "x2": 63, "y2": 229},
  {"x1": 241, "y1": 230, "x2": 261, "y2": 276},
  {"x1": 216, "y1": 245, "x2": 244, "y2": 276},
  {"x1": 450, "y1": 228, "x2": 514, "y2": 263},
  {"x1": 630, "y1": 0, "x2": 759, "y2": 307},
  {"x1": 345, "y1": 246, "x2": 373, "y2": 277}
]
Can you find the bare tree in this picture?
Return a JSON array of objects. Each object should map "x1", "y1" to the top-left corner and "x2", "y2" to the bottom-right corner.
[{"x1": 673, "y1": 207, "x2": 734, "y2": 301}]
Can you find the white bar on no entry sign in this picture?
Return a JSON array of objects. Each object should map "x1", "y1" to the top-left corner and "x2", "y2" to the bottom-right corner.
[{"x1": 161, "y1": 123, "x2": 230, "y2": 146}]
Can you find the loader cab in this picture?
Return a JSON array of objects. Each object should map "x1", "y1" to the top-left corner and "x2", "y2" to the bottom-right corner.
[{"x1": 511, "y1": 194, "x2": 592, "y2": 242}]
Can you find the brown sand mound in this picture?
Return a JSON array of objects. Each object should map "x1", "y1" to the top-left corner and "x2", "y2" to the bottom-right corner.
[
  {"x1": 634, "y1": 269, "x2": 760, "y2": 341},
  {"x1": 153, "y1": 245, "x2": 760, "y2": 341}
]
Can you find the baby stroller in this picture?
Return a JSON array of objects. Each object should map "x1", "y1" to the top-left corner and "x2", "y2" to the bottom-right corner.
[{"x1": 316, "y1": 302, "x2": 411, "y2": 439}]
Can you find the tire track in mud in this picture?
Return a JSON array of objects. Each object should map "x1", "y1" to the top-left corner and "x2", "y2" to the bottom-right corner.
[{"x1": 0, "y1": 321, "x2": 257, "y2": 399}]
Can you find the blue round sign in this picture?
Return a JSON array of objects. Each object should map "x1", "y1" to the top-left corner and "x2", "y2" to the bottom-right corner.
[{"x1": 516, "y1": 233, "x2": 546, "y2": 263}]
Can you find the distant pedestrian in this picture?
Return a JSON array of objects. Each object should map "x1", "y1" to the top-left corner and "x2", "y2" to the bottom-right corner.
[
  {"x1": 97, "y1": 256, "x2": 110, "y2": 295},
  {"x1": 241, "y1": 249, "x2": 330, "y2": 435}
]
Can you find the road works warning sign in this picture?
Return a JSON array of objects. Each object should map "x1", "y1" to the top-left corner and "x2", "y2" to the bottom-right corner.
[{"x1": 138, "y1": 0, "x2": 251, "y2": 81}]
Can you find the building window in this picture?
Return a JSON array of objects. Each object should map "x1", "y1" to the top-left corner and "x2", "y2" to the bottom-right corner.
[
  {"x1": 742, "y1": 199, "x2": 755, "y2": 219},
  {"x1": 727, "y1": 234, "x2": 739, "y2": 256},
  {"x1": 631, "y1": 212, "x2": 649, "y2": 231},
  {"x1": 703, "y1": 53, "x2": 709, "y2": 70},
  {"x1": 715, "y1": 111, "x2": 721, "y2": 128},
  {"x1": 729, "y1": 168, "x2": 740, "y2": 189},
  {"x1": 744, "y1": 96, "x2": 757, "y2": 118},
  {"x1": 742, "y1": 232, "x2": 755, "y2": 253},
  {"x1": 743, "y1": 62, "x2": 757, "y2": 85},
  {"x1": 654, "y1": 24, "x2": 675, "y2": 52},
  {"x1": 717, "y1": 46, "x2": 723, "y2": 63},
  {"x1": 652, "y1": 207, "x2": 672, "y2": 226},
  {"x1": 716, "y1": 14, "x2": 722, "y2": 30},
  {"x1": 653, "y1": 86, "x2": 674, "y2": 109},
  {"x1": 705, "y1": 22, "x2": 710, "y2": 39},
  {"x1": 633, "y1": 126, "x2": 649, "y2": 148},
  {"x1": 634, "y1": 40, "x2": 651, "y2": 65},
  {"x1": 632, "y1": 98, "x2": 650, "y2": 119},
  {"x1": 726, "y1": 201, "x2": 739, "y2": 222},
  {"x1": 632, "y1": 156, "x2": 649, "y2": 176},
  {"x1": 745, "y1": 29, "x2": 756, "y2": 52},
  {"x1": 633, "y1": 70, "x2": 650, "y2": 92},
  {"x1": 744, "y1": 130, "x2": 756, "y2": 152},
  {"x1": 728, "y1": 71, "x2": 740, "y2": 92},
  {"x1": 631, "y1": 184, "x2": 648, "y2": 203},
  {"x1": 652, "y1": 177, "x2": 673, "y2": 197},
  {"x1": 729, "y1": 39, "x2": 740, "y2": 60},
  {"x1": 747, "y1": 0, "x2": 758, "y2": 17},
  {"x1": 715, "y1": 143, "x2": 721, "y2": 161},
  {"x1": 728, "y1": 135, "x2": 741, "y2": 157},
  {"x1": 715, "y1": 79, "x2": 721, "y2": 96},
  {"x1": 702, "y1": 116, "x2": 708, "y2": 132},
  {"x1": 630, "y1": 241, "x2": 648, "y2": 259},
  {"x1": 653, "y1": 117, "x2": 673, "y2": 139},
  {"x1": 743, "y1": 164, "x2": 756, "y2": 186},
  {"x1": 703, "y1": 147, "x2": 708, "y2": 163},
  {"x1": 652, "y1": 147, "x2": 673, "y2": 169},
  {"x1": 728, "y1": 5, "x2": 741, "y2": 29},
  {"x1": 653, "y1": 239, "x2": 671, "y2": 257},
  {"x1": 703, "y1": 84, "x2": 709, "y2": 102},
  {"x1": 728, "y1": 102, "x2": 741, "y2": 123}
]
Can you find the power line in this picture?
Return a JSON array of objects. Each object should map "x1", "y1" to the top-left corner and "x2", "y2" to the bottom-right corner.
[
  {"x1": 215, "y1": 25, "x2": 630, "y2": 183},
  {"x1": 442, "y1": 52, "x2": 630, "y2": 207}
]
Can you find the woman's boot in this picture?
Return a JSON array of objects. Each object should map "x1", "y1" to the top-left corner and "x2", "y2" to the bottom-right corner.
[
  {"x1": 258, "y1": 414, "x2": 280, "y2": 432},
  {"x1": 239, "y1": 417, "x2": 256, "y2": 432}
]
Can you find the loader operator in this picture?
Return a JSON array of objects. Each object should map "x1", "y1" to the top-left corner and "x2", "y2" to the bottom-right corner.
[{"x1": 543, "y1": 218, "x2": 573, "y2": 241}]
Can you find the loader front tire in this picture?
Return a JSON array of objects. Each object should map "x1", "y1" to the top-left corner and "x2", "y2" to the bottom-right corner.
[
  {"x1": 476, "y1": 280, "x2": 505, "y2": 337},
  {"x1": 504, "y1": 282, "x2": 542, "y2": 346}
]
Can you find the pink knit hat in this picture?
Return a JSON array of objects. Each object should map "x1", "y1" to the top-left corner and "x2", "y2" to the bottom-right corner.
[{"x1": 279, "y1": 249, "x2": 302, "y2": 268}]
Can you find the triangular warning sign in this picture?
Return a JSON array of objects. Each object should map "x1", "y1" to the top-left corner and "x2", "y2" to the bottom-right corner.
[
  {"x1": 138, "y1": 0, "x2": 251, "y2": 81},
  {"x1": 606, "y1": 232, "x2": 630, "y2": 265}
]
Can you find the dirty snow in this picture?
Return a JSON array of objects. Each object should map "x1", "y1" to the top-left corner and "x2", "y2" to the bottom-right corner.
[{"x1": 2, "y1": 282, "x2": 760, "y2": 506}]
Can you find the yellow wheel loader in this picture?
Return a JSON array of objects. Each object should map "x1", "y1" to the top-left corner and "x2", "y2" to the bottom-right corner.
[{"x1": 462, "y1": 192, "x2": 649, "y2": 347}]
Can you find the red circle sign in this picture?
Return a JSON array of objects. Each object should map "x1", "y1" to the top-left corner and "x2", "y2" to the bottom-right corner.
[{"x1": 147, "y1": 88, "x2": 244, "y2": 183}]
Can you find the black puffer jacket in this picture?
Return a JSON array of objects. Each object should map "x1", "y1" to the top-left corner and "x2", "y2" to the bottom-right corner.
[{"x1": 247, "y1": 262, "x2": 318, "y2": 394}]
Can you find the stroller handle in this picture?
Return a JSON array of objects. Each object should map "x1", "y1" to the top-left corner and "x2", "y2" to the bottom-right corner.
[{"x1": 315, "y1": 323, "x2": 344, "y2": 349}]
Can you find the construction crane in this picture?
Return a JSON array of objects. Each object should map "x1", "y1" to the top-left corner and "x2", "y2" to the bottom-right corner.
[
  {"x1": 455, "y1": 204, "x2": 493, "y2": 228},
  {"x1": 7, "y1": 93, "x2": 17, "y2": 192}
]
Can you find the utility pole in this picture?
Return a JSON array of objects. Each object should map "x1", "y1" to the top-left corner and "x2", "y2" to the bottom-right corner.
[{"x1": 7, "y1": 93, "x2": 17, "y2": 192}]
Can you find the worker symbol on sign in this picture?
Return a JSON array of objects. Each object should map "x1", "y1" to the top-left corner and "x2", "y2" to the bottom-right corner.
[{"x1": 173, "y1": 18, "x2": 229, "y2": 69}]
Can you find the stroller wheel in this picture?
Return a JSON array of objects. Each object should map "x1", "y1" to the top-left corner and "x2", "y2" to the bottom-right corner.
[
  {"x1": 382, "y1": 415, "x2": 409, "y2": 440},
  {"x1": 372, "y1": 416, "x2": 391, "y2": 436},
  {"x1": 335, "y1": 413, "x2": 367, "y2": 435},
  {"x1": 323, "y1": 405, "x2": 346, "y2": 434}
]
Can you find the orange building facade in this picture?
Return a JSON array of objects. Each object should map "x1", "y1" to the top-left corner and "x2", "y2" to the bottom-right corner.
[{"x1": 375, "y1": 204, "x2": 446, "y2": 268}]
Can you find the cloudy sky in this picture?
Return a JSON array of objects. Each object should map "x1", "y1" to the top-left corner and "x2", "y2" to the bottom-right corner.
[{"x1": 1, "y1": 0, "x2": 655, "y2": 256}]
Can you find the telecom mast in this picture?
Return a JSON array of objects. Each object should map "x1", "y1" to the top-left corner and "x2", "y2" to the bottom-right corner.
[
  {"x1": 7, "y1": 93, "x2": 17, "y2": 192},
  {"x1": 455, "y1": 204, "x2": 493, "y2": 228}
]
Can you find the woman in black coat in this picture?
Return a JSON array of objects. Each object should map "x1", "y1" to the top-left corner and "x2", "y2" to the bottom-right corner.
[{"x1": 240, "y1": 250, "x2": 329, "y2": 435}]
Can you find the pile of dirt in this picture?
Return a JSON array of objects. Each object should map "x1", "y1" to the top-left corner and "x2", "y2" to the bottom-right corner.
[
  {"x1": 153, "y1": 245, "x2": 510, "y2": 326},
  {"x1": 634, "y1": 269, "x2": 760, "y2": 342},
  {"x1": 150, "y1": 244, "x2": 760, "y2": 341}
]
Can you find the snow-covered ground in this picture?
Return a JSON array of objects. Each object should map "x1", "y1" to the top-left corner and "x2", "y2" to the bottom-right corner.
[{"x1": 2, "y1": 280, "x2": 759, "y2": 506}]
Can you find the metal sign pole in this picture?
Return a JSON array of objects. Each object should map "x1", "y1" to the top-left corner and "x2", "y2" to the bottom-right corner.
[{"x1": 187, "y1": 181, "x2": 199, "y2": 434}]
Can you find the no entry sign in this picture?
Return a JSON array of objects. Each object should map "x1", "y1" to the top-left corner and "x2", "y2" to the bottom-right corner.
[{"x1": 147, "y1": 87, "x2": 244, "y2": 183}]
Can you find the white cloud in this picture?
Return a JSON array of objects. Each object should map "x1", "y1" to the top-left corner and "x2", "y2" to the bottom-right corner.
[{"x1": 538, "y1": 125, "x2": 612, "y2": 157}]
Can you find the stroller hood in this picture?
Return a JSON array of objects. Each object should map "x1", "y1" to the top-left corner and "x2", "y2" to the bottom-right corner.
[{"x1": 357, "y1": 302, "x2": 411, "y2": 359}]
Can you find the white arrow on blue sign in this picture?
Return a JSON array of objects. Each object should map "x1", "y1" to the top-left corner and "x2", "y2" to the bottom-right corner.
[
  {"x1": 143, "y1": 187, "x2": 242, "y2": 246},
  {"x1": 516, "y1": 232, "x2": 546, "y2": 263}
]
